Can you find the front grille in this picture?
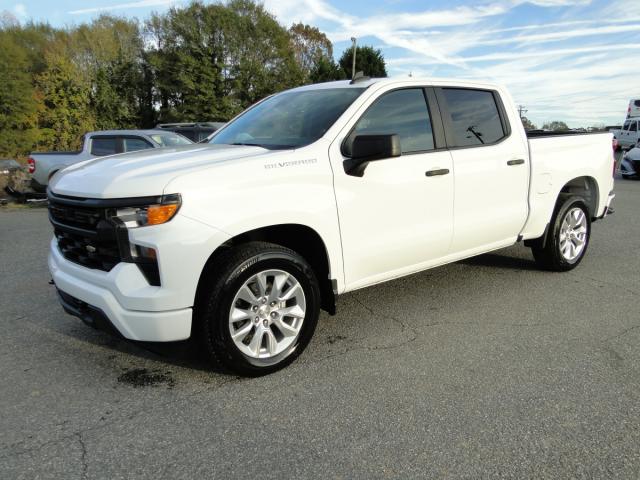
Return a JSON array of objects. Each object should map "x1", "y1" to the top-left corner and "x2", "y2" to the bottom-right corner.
[
  {"x1": 48, "y1": 196, "x2": 122, "y2": 272},
  {"x1": 54, "y1": 229, "x2": 121, "y2": 271}
]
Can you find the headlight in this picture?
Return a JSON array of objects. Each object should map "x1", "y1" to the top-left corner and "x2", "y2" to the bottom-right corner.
[{"x1": 113, "y1": 194, "x2": 181, "y2": 228}]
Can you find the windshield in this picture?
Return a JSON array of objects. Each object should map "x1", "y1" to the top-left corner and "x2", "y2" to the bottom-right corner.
[
  {"x1": 210, "y1": 88, "x2": 365, "y2": 150},
  {"x1": 151, "y1": 133, "x2": 193, "y2": 147}
]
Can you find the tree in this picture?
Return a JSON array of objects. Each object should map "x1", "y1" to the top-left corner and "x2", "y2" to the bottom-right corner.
[
  {"x1": 0, "y1": 31, "x2": 39, "y2": 159},
  {"x1": 71, "y1": 15, "x2": 147, "y2": 129},
  {"x1": 289, "y1": 23, "x2": 333, "y2": 82},
  {"x1": 145, "y1": 0, "x2": 305, "y2": 123},
  {"x1": 310, "y1": 56, "x2": 345, "y2": 83},
  {"x1": 542, "y1": 121, "x2": 569, "y2": 131},
  {"x1": 521, "y1": 116, "x2": 537, "y2": 130},
  {"x1": 35, "y1": 49, "x2": 95, "y2": 151},
  {"x1": 338, "y1": 45, "x2": 387, "y2": 79}
]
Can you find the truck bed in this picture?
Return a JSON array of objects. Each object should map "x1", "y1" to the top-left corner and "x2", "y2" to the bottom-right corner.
[{"x1": 526, "y1": 130, "x2": 608, "y2": 138}]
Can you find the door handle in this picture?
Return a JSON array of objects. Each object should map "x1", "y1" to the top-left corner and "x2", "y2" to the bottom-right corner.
[
  {"x1": 507, "y1": 159, "x2": 525, "y2": 166},
  {"x1": 425, "y1": 168, "x2": 450, "y2": 177}
]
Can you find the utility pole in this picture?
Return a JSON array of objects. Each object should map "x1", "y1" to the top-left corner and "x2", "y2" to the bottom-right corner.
[
  {"x1": 350, "y1": 37, "x2": 357, "y2": 80},
  {"x1": 517, "y1": 105, "x2": 528, "y2": 119}
]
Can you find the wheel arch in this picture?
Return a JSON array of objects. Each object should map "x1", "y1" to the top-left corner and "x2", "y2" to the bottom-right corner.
[
  {"x1": 558, "y1": 175, "x2": 599, "y2": 219},
  {"x1": 195, "y1": 223, "x2": 337, "y2": 316}
]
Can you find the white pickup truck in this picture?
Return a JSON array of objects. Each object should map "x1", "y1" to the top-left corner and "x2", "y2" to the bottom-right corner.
[
  {"x1": 47, "y1": 78, "x2": 615, "y2": 375},
  {"x1": 29, "y1": 130, "x2": 193, "y2": 191},
  {"x1": 611, "y1": 118, "x2": 640, "y2": 151}
]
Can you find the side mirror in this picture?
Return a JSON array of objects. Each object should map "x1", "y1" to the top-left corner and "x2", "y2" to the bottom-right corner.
[{"x1": 343, "y1": 134, "x2": 401, "y2": 177}]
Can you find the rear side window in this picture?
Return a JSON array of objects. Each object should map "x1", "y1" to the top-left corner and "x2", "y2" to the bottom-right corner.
[
  {"x1": 123, "y1": 137, "x2": 153, "y2": 152},
  {"x1": 630, "y1": 122, "x2": 638, "y2": 132},
  {"x1": 90, "y1": 138, "x2": 117, "y2": 156},
  {"x1": 634, "y1": 100, "x2": 640, "y2": 107},
  {"x1": 441, "y1": 89, "x2": 506, "y2": 147},
  {"x1": 346, "y1": 88, "x2": 434, "y2": 155}
]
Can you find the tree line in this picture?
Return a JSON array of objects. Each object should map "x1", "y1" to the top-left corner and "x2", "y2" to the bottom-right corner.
[{"x1": 0, "y1": 0, "x2": 387, "y2": 160}]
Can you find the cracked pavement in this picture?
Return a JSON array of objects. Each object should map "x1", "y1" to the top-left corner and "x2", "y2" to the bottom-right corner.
[{"x1": 1, "y1": 178, "x2": 639, "y2": 479}]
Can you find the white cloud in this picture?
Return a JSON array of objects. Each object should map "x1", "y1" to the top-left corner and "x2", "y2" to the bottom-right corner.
[
  {"x1": 13, "y1": 3, "x2": 27, "y2": 18},
  {"x1": 69, "y1": 0, "x2": 179, "y2": 15},
  {"x1": 263, "y1": 0, "x2": 638, "y2": 125}
]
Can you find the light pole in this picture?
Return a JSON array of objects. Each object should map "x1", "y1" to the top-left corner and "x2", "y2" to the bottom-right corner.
[{"x1": 350, "y1": 37, "x2": 357, "y2": 80}]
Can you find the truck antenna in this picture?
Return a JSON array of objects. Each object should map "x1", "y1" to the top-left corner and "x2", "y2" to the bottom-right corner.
[{"x1": 350, "y1": 37, "x2": 357, "y2": 80}]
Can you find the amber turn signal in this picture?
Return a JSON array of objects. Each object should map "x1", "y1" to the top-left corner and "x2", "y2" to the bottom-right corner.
[{"x1": 147, "y1": 204, "x2": 179, "y2": 226}]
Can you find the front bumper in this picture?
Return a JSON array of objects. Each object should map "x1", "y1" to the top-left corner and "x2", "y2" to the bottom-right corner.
[
  {"x1": 50, "y1": 244, "x2": 192, "y2": 341},
  {"x1": 48, "y1": 212, "x2": 231, "y2": 342}
]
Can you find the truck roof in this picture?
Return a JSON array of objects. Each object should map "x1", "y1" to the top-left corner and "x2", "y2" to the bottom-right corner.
[
  {"x1": 288, "y1": 77, "x2": 504, "y2": 93},
  {"x1": 83, "y1": 129, "x2": 185, "y2": 137}
]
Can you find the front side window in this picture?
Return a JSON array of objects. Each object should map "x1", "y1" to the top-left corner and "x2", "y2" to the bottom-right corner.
[
  {"x1": 441, "y1": 88, "x2": 506, "y2": 147},
  {"x1": 90, "y1": 137, "x2": 117, "y2": 156},
  {"x1": 123, "y1": 137, "x2": 153, "y2": 152},
  {"x1": 211, "y1": 88, "x2": 365, "y2": 150},
  {"x1": 344, "y1": 88, "x2": 434, "y2": 156},
  {"x1": 623, "y1": 120, "x2": 631, "y2": 131}
]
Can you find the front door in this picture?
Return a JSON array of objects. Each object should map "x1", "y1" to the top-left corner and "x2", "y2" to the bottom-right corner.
[{"x1": 330, "y1": 87, "x2": 454, "y2": 289}]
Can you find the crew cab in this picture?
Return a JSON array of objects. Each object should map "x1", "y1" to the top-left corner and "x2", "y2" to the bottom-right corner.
[
  {"x1": 29, "y1": 130, "x2": 193, "y2": 191},
  {"x1": 47, "y1": 78, "x2": 615, "y2": 376}
]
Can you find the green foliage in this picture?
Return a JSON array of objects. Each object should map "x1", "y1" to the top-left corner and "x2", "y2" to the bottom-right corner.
[
  {"x1": 71, "y1": 15, "x2": 148, "y2": 129},
  {"x1": 0, "y1": 31, "x2": 39, "y2": 159},
  {"x1": 289, "y1": 23, "x2": 334, "y2": 82},
  {"x1": 542, "y1": 121, "x2": 570, "y2": 131},
  {"x1": 0, "y1": 1, "x2": 340, "y2": 159},
  {"x1": 338, "y1": 45, "x2": 387, "y2": 79},
  {"x1": 35, "y1": 49, "x2": 96, "y2": 151},
  {"x1": 146, "y1": 0, "x2": 304, "y2": 123},
  {"x1": 310, "y1": 56, "x2": 345, "y2": 83}
]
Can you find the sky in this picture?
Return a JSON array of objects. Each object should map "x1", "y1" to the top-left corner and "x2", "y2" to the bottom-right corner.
[{"x1": 3, "y1": 0, "x2": 639, "y2": 127}]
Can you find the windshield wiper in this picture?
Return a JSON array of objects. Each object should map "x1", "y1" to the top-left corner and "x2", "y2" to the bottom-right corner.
[
  {"x1": 229, "y1": 142, "x2": 296, "y2": 150},
  {"x1": 230, "y1": 142, "x2": 266, "y2": 147}
]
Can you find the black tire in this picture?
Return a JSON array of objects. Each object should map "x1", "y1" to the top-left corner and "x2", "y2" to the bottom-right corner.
[
  {"x1": 195, "y1": 241, "x2": 320, "y2": 376},
  {"x1": 531, "y1": 196, "x2": 591, "y2": 272}
]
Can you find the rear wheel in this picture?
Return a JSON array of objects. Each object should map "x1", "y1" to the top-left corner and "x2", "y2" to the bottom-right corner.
[
  {"x1": 531, "y1": 196, "x2": 591, "y2": 272},
  {"x1": 196, "y1": 242, "x2": 320, "y2": 376}
]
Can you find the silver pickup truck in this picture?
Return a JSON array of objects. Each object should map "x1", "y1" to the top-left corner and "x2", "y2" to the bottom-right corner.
[{"x1": 28, "y1": 130, "x2": 193, "y2": 191}]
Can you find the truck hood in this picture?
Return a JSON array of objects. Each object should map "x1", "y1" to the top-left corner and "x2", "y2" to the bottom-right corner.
[{"x1": 49, "y1": 144, "x2": 280, "y2": 198}]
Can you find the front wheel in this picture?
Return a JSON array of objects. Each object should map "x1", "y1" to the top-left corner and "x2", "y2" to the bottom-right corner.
[
  {"x1": 531, "y1": 196, "x2": 591, "y2": 272},
  {"x1": 196, "y1": 242, "x2": 320, "y2": 376}
]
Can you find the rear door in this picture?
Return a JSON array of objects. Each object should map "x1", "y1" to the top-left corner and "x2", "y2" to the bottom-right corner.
[
  {"x1": 435, "y1": 87, "x2": 529, "y2": 253},
  {"x1": 620, "y1": 120, "x2": 632, "y2": 147},
  {"x1": 628, "y1": 121, "x2": 638, "y2": 146}
]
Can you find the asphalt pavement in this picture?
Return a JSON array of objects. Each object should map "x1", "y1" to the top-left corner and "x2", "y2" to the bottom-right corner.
[{"x1": 1, "y1": 178, "x2": 639, "y2": 479}]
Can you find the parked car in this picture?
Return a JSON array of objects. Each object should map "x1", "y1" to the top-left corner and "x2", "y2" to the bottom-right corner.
[
  {"x1": 610, "y1": 118, "x2": 640, "y2": 151},
  {"x1": 627, "y1": 99, "x2": 640, "y2": 119},
  {"x1": 620, "y1": 140, "x2": 640, "y2": 179},
  {"x1": 155, "y1": 122, "x2": 225, "y2": 142},
  {"x1": 47, "y1": 77, "x2": 615, "y2": 376},
  {"x1": 29, "y1": 130, "x2": 193, "y2": 192}
]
